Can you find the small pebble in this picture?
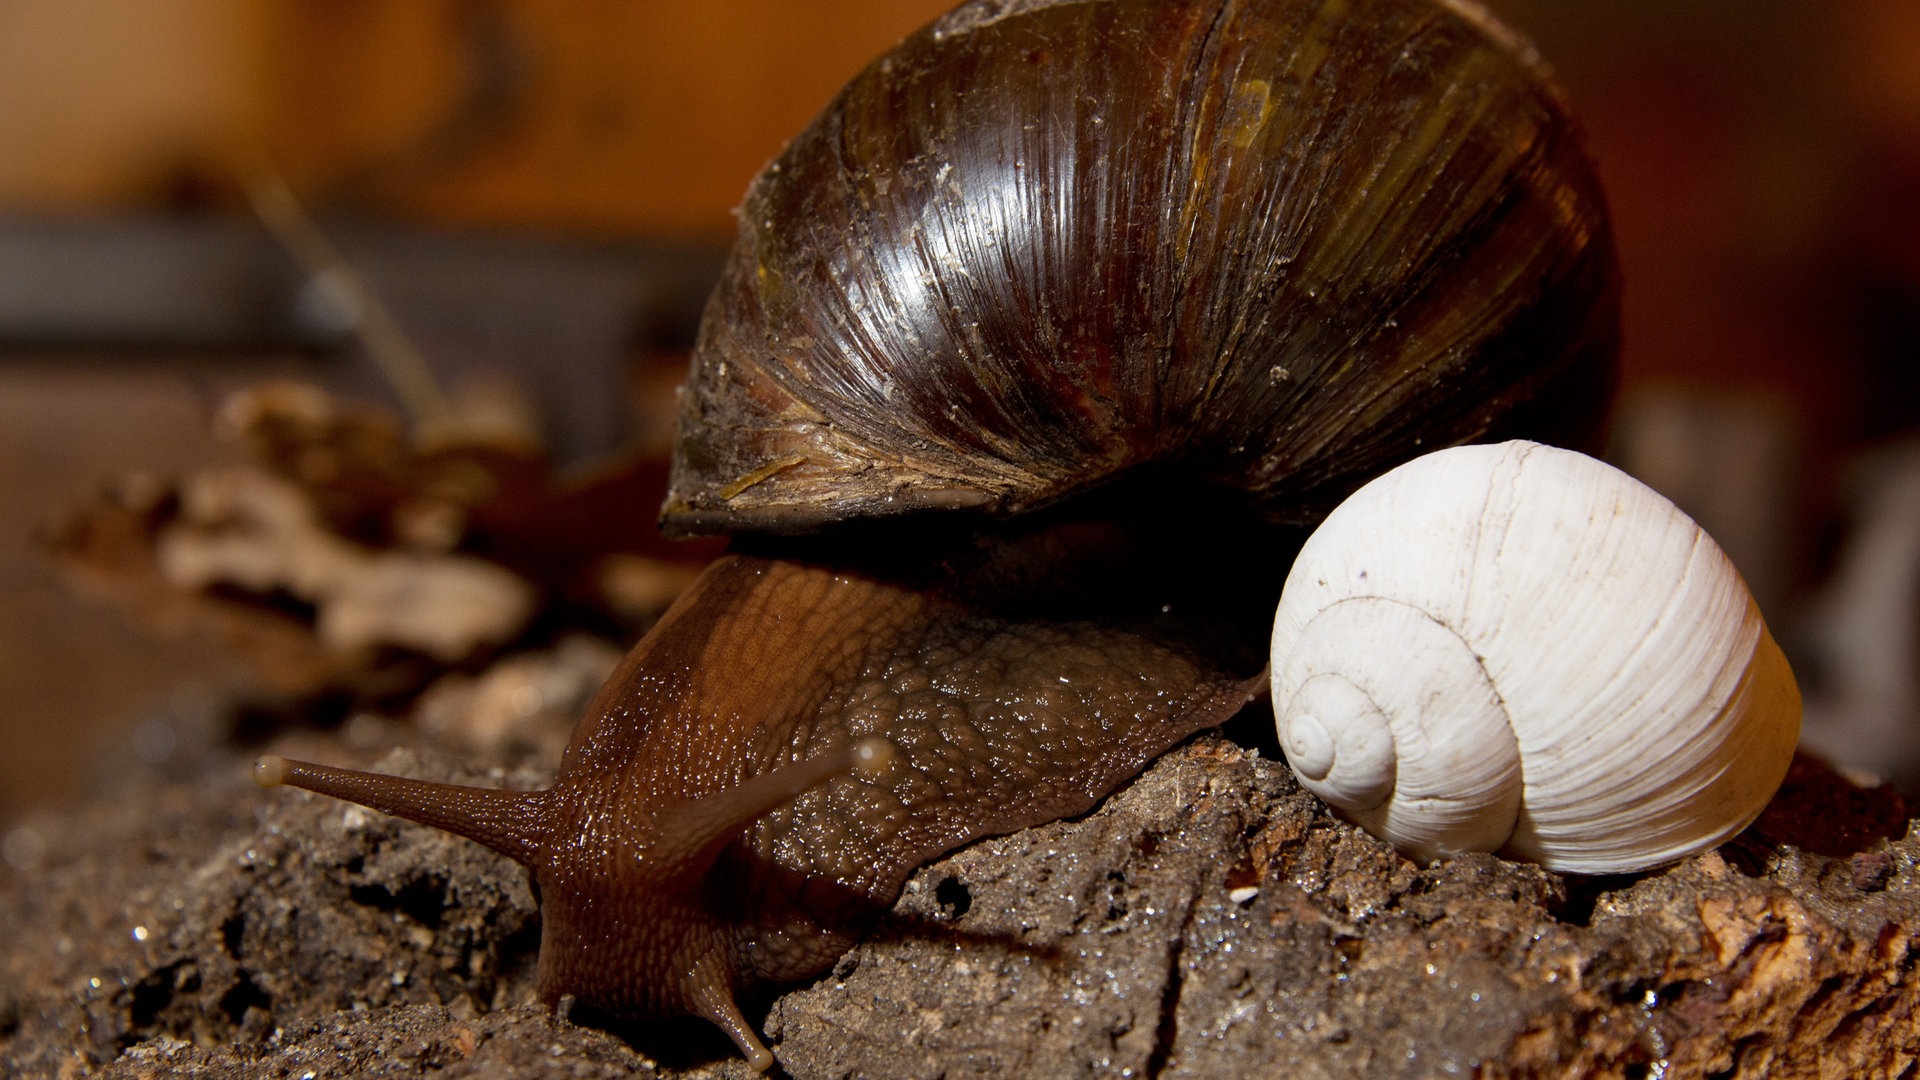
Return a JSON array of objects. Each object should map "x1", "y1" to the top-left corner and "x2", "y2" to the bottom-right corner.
[{"x1": 1852, "y1": 851, "x2": 1894, "y2": 893}]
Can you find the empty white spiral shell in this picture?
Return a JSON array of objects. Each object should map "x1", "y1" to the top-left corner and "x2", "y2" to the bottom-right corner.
[{"x1": 1270, "y1": 441, "x2": 1802, "y2": 874}]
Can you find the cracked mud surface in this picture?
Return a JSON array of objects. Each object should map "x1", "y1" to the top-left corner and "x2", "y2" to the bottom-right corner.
[{"x1": 3, "y1": 735, "x2": 1916, "y2": 1078}]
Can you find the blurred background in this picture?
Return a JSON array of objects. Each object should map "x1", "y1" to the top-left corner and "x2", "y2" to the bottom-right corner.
[{"x1": 2, "y1": 0, "x2": 1918, "y2": 831}]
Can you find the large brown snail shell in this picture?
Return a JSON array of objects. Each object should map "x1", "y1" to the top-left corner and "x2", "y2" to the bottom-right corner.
[{"x1": 663, "y1": 0, "x2": 1619, "y2": 538}]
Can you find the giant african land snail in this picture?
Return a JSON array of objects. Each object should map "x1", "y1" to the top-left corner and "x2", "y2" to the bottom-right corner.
[{"x1": 255, "y1": 0, "x2": 1629, "y2": 1068}]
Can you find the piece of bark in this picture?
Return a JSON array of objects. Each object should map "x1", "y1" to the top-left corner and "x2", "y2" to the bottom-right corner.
[
  {"x1": 157, "y1": 466, "x2": 539, "y2": 662},
  {"x1": 1, "y1": 738, "x2": 1913, "y2": 1078},
  {"x1": 39, "y1": 382, "x2": 722, "y2": 712},
  {"x1": 772, "y1": 743, "x2": 1919, "y2": 1078},
  {"x1": 209, "y1": 381, "x2": 724, "y2": 608}
]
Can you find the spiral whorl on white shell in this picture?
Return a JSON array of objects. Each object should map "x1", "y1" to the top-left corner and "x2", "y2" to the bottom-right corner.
[{"x1": 1270, "y1": 441, "x2": 1801, "y2": 874}]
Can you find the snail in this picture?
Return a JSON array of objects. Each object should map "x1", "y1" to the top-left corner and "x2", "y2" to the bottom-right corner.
[
  {"x1": 255, "y1": 0, "x2": 1619, "y2": 1069},
  {"x1": 1270, "y1": 440, "x2": 1803, "y2": 874}
]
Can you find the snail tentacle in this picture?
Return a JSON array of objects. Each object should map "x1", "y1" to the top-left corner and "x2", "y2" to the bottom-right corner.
[{"x1": 253, "y1": 755, "x2": 549, "y2": 867}]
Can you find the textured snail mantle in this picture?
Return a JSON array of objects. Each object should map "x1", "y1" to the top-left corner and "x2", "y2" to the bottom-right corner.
[{"x1": 255, "y1": 0, "x2": 1618, "y2": 1070}]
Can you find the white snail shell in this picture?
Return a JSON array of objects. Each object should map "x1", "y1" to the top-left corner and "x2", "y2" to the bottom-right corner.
[{"x1": 1270, "y1": 441, "x2": 1801, "y2": 873}]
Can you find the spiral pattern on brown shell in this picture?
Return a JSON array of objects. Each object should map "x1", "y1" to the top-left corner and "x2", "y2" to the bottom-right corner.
[{"x1": 663, "y1": 0, "x2": 1619, "y2": 538}]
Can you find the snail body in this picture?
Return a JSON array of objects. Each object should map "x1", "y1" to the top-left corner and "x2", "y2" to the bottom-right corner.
[
  {"x1": 1270, "y1": 441, "x2": 1803, "y2": 873},
  {"x1": 258, "y1": 0, "x2": 1620, "y2": 1068},
  {"x1": 261, "y1": 549, "x2": 1255, "y2": 1067}
]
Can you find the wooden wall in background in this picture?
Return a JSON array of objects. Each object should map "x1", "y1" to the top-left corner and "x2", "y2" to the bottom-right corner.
[
  {"x1": 0, "y1": 0, "x2": 953, "y2": 239},
  {"x1": 0, "y1": 0, "x2": 272, "y2": 215}
]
